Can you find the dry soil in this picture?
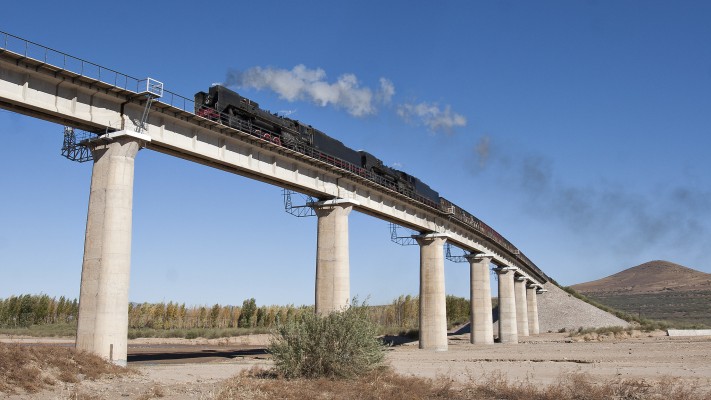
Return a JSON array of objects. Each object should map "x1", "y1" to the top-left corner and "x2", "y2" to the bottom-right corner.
[{"x1": 2, "y1": 331, "x2": 710, "y2": 399}]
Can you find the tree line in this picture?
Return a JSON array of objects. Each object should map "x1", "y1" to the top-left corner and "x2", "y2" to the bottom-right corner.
[
  {"x1": 0, "y1": 294, "x2": 474, "y2": 330},
  {"x1": 0, "y1": 294, "x2": 78, "y2": 327},
  {"x1": 128, "y1": 298, "x2": 313, "y2": 330},
  {"x1": 368, "y1": 294, "x2": 472, "y2": 330}
]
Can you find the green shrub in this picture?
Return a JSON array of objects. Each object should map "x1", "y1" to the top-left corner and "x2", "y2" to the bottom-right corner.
[{"x1": 269, "y1": 299, "x2": 385, "y2": 379}]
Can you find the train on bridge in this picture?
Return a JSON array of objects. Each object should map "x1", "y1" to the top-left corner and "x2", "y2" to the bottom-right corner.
[{"x1": 195, "y1": 85, "x2": 539, "y2": 272}]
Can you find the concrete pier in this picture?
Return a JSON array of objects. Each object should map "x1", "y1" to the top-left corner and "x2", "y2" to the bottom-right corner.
[
  {"x1": 312, "y1": 199, "x2": 357, "y2": 315},
  {"x1": 496, "y1": 267, "x2": 518, "y2": 344},
  {"x1": 514, "y1": 276, "x2": 530, "y2": 337},
  {"x1": 526, "y1": 284, "x2": 540, "y2": 335},
  {"x1": 76, "y1": 137, "x2": 141, "y2": 366},
  {"x1": 466, "y1": 253, "x2": 494, "y2": 344},
  {"x1": 415, "y1": 234, "x2": 448, "y2": 351}
]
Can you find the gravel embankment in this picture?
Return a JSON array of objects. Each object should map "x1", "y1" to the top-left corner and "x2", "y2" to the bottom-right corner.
[{"x1": 536, "y1": 282, "x2": 630, "y2": 332}]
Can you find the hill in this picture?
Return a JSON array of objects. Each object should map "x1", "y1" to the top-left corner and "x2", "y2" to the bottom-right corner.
[
  {"x1": 572, "y1": 260, "x2": 711, "y2": 295},
  {"x1": 571, "y1": 261, "x2": 711, "y2": 327}
]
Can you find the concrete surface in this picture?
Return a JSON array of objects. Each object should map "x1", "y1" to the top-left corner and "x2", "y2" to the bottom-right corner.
[
  {"x1": 416, "y1": 235, "x2": 448, "y2": 351},
  {"x1": 526, "y1": 285, "x2": 540, "y2": 335},
  {"x1": 496, "y1": 268, "x2": 518, "y2": 344},
  {"x1": 467, "y1": 254, "x2": 494, "y2": 344},
  {"x1": 667, "y1": 329, "x2": 711, "y2": 337},
  {"x1": 514, "y1": 277, "x2": 530, "y2": 337},
  {"x1": 313, "y1": 200, "x2": 355, "y2": 315},
  {"x1": 76, "y1": 137, "x2": 141, "y2": 366}
]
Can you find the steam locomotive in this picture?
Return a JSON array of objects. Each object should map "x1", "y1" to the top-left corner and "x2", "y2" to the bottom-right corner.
[
  {"x1": 194, "y1": 85, "x2": 542, "y2": 277},
  {"x1": 195, "y1": 85, "x2": 439, "y2": 206}
]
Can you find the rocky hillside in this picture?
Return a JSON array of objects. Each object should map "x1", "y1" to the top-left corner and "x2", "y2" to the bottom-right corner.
[
  {"x1": 485, "y1": 281, "x2": 631, "y2": 336},
  {"x1": 536, "y1": 282, "x2": 630, "y2": 332}
]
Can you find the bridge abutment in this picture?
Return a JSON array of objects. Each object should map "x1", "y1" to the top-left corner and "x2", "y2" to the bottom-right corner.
[
  {"x1": 415, "y1": 234, "x2": 448, "y2": 351},
  {"x1": 466, "y1": 253, "x2": 494, "y2": 345},
  {"x1": 76, "y1": 136, "x2": 141, "y2": 366},
  {"x1": 312, "y1": 199, "x2": 356, "y2": 315},
  {"x1": 496, "y1": 267, "x2": 518, "y2": 344},
  {"x1": 515, "y1": 276, "x2": 530, "y2": 337}
]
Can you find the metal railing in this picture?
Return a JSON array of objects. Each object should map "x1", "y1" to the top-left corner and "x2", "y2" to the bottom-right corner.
[
  {"x1": 0, "y1": 30, "x2": 141, "y2": 91},
  {"x1": 0, "y1": 30, "x2": 195, "y2": 113},
  {"x1": 157, "y1": 90, "x2": 194, "y2": 112}
]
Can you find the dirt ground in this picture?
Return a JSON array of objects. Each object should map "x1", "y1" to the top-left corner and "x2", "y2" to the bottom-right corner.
[
  {"x1": 2, "y1": 331, "x2": 711, "y2": 399},
  {"x1": 389, "y1": 331, "x2": 711, "y2": 385}
]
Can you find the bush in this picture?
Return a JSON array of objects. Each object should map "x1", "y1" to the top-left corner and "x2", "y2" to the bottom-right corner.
[
  {"x1": 269, "y1": 299, "x2": 385, "y2": 379},
  {"x1": 569, "y1": 326, "x2": 628, "y2": 338}
]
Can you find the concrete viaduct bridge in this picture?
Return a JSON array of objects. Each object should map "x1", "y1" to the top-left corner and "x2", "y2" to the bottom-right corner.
[{"x1": 0, "y1": 31, "x2": 549, "y2": 365}]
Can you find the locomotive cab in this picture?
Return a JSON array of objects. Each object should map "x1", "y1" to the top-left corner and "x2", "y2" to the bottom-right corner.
[
  {"x1": 293, "y1": 122, "x2": 314, "y2": 146},
  {"x1": 207, "y1": 85, "x2": 259, "y2": 115},
  {"x1": 359, "y1": 151, "x2": 385, "y2": 171},
  {"x1": 194, "y1": 91, "x2": 212, "y2": 108},
  {"x1": 195, "y1": 91, "x2": 219, "y2": 120}
]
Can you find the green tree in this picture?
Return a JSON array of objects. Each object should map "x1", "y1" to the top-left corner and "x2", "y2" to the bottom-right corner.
[
  {"x1": 19, "y1": 295, "x2": 34, "y2": 327},
  {"x1": 238, "y1": 298, "x2": 257, "y2": 328},
  {"x1": 209, "y1": 304, "x2": 221, "y2": 328},
  {"x1": 445, "y1": 295, "x2": 470, "y2": 327}
]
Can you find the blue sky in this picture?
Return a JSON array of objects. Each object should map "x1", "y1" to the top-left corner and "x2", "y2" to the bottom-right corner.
[{"x1": 1, "y1": 1, "x2": 710, "y2": 307}]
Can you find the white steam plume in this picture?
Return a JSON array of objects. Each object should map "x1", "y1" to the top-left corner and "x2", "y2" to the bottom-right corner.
[
  {"x1": 377, "y1": 77, "x2": 395, "y2": 103},
  {"x1": 397, "y1": 101, "x2": 467, "y2": 134},
  {"x1": 226, "y1": 65, "x2": 394, "y2": 117}
]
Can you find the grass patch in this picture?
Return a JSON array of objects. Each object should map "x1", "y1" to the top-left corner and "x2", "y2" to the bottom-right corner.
[
  {"x1": 127, "y1": 326, "x2": 271, "y2": 340},
  {"x1": 467, "y1": 371, "x2": 708, "y2": 400},
  {"x1": 584, "y1": 291, "x2": 711, "y2": 328},
  {"x1": 216, "y1": 368, "x2": 453, "y2": 400},
  {"x1": 572, "y1": 325, "x2": 627, "y2": 336},
  {"x1": 0, "y1": 342, "x2": 129, "y2": 394},
  {"x1": 214, "y1": 368, "x2": 710, "y2": 400},
  {"x1": 0, "y1": 324, "x2": 273, "y2": 340},
  {"x1": 376, "y1": 326, "x2": 419, "y2": 337},
  {"x1": 566, "y1": 325, "x2": 645, "y2": 340},
  {"x1": 0, "y1": 322, "x2": 77, "y2": 338}
]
